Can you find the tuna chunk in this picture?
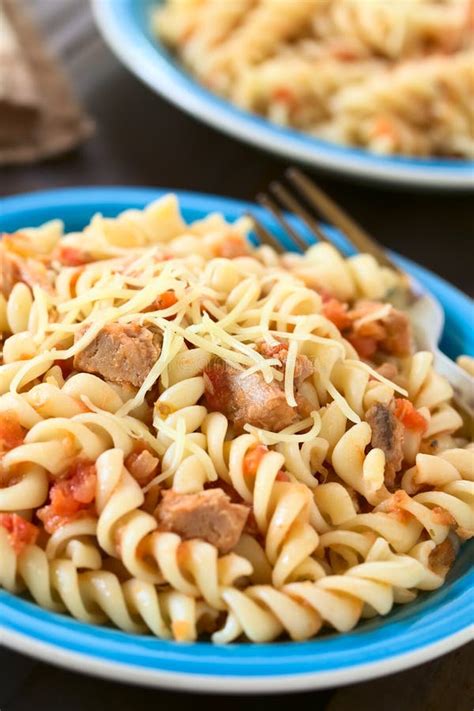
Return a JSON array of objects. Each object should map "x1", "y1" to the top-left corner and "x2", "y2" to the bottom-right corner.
[
  {"x1": 375, "y1": 362, "x2": 399, "y2": 381},
  {"x1": 366, "y1": 402, "x2": 404, "y2": 489},
  {"x1": 351, "y1": 301, "x2": 412, "y2": 357},
  {"x1": 204, "y1": 345, "x2": 314, "y2": 433},
  {"x1": 257, "y1": 341, "x2": 314, "y2": 387},
  {"x1": 205, "y1": 361, "x2": 301, "y2": 432},
  {"x1": 74, "y1": 323, "x2": 162, "y2": 388},
  {"x1": 378, "y1": 308, "x2": 412, "y2": 357},
  {"x1": 155, "y1": 488, "x2": 249, "y2": 554},
  {"x1": 428, "y1": 539, "x2": 455, "y2": 577}
]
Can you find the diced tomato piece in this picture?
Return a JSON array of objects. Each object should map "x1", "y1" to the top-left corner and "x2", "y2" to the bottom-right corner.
[
  {"x1": 243, "y1": 444, "x2": 268, "y2": 477},
  {"x1": 273, "y1": 87, "x2": 296, "y2": 105},
  {"x1": 394, "y1": 398, "x2": 428, "y2": 433},
  {"x1": 372, "y1": 116, "x2": 398, "y2": 141},
  {"x1": 0, "y1": 413, "x2": 26, "y2": 452},
  {"x1": 354, "y1": 320, "x2": 387, "y2": 341},
  {"x1": 52, "y1": 461, "x2": 96, "y2": 509},
  {"x1": 143, "y1": 290, "x2": 178, "y2": 314},
  {"x1": 347, "y1": 334, "x2": 378, "y2": 358},
  {"x1": 36, "y1": 508, "x2": 94, "y2": 535},
  {"x1": 0, "y1": 513, "x2": 39, "y2": 554},
  {"x1": 56, "y1": 245, "x2": 90, "y2": 267},
  {"x1": 322, "y1": 298, "x2": 352, "y2": 331},
  {"x1": 49, "y1": 485, "x2": 80, "y2": 516},
  {"x1": 275, "y1": 470, "x2": 290, "y2": 482},
  {"x1": 37, "y1": 462, "x2": 97, "y2": 534},
  {"x1": 155, "y1": 290, "x2": 177, "y2": 310},
  {"x1": 214, "y1": 234, "x2": 249, "y2": 259},
  {"x1": 69, "y1": 462, "x2": 97, "y2": 503},
  {"x1": 330, "y1": 45, "x2": 358, "y2": 61}
]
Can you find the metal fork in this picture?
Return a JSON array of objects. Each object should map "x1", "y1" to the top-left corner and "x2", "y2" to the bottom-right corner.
[{"x1": 251, "y1": 167, "x2": 474, "y2": 424}]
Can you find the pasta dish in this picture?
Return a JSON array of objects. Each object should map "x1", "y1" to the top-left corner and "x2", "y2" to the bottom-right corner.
[
  {"x1": 0, "y1": 196, "x2": 472, "y2": 643},
  {"x1": 154, "y1": 0, "x2": 474, "y2": 159}
]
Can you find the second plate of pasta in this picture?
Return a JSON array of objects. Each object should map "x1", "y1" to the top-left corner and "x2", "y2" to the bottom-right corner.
[
  {"x1": 0, "y1": 187, "x2": 472, "y2": 693},
  {"x1": 92, "y1": 0, "x2": 474, "y2": 189}
]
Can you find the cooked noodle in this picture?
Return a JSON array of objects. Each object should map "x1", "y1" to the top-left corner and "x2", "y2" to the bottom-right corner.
[
  {"x1": 154, "y1": 0, "x2": 474, "y2": 158},
  {"x1": 0, "y1": 196, "x2": 472, "y2": 642}
]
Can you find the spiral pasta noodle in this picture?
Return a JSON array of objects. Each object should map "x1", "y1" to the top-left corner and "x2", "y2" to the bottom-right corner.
[
  {"x1": 215, "y1": 538, "x2": 427, "y2": 642},
  {"x1": 0, "y1": 527, "x2": 217, "y2": 641},
  {"x1": 94, "y1": 449, "x2": 252, "y2": 606},
  {"x1": 0, "y1": 195, "x2": 472, "y2": 643},
  {"x1": 155, "y1": 0, "x2": 474, "y2": 158}
]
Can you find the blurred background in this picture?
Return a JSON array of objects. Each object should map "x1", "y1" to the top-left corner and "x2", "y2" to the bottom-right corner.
[
  {"x1": 2, "y1": 0, "x2": 474, "y2": 294},
  {"x1": 0, "y1": 1, "x2": 473, "y2": 710}
]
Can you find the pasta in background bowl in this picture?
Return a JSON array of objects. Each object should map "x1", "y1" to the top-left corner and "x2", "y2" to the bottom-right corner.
[
  {"x1": 91, "y1": 0, "x2": 474, "y2": 188},
  {"x1": 0, "y1": 187, "x2": 472, "y2": 693},
  {"x1": 154, "y1": 0, "x2": 474, "y2": 160}
]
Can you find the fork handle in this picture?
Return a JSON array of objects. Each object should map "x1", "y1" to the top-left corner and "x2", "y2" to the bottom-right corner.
[{"x1": 431, "y1": 347, "x2": 474, "y2": 427}]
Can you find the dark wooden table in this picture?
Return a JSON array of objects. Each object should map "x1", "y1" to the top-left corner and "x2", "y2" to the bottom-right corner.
[{"x1": 1, "y1": 2, "x2": 473, "y2": 710}]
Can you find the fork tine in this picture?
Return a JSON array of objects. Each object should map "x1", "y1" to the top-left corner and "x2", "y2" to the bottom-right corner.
[
  {"x1": 246, "y1": 211, "x2": 284, "y2": 253},
  {"x1": 287, "y1": 167, "x2": 398, "y2": 271},
  {"x1": 257, "y1": 193, "x2": 308, "y2": 253},
  {"x1": 269, "y1": 181, "x2": 329, "y2": 245}
]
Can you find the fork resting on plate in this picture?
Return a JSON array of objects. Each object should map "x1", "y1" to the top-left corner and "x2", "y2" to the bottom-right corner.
[{"x1": 251, "y1": 168, "x2": 474, "y2": 425}]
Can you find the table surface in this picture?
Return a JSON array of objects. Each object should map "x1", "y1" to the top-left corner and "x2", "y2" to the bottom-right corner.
[{"x1": 1, "y1": 1, "x2": 473, "y2": 710}]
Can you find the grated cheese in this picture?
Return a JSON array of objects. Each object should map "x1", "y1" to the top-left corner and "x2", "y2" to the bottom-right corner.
[
  {"x1": 352, "y1": 304, "x2": 392, "y2": 328},
  {"x1": 346, "y1": 359, "x2": 408, "y2": 397},
  {"x1": 197, "y1": 314, "x2": 279, "y2": 383},
  {"x1": 146, "y1": 415, "x2": 217, "y2": 490},
  {"x1": 31, "y1": 286, "x2": 50, "y2": 346},
  {"x1": 325, "y1": 379, "x2": 361, "y2": 424},
  {"x1": 116, "y1": 330, "x2": 184, "y2": 417},
  {"x1": 284, "y1": 338, "x2": 299, "y2": 408},
  {"x1": 240, "y1": 358, "x2": 282, "y2": 380},
  {"x1": 245, "y1": 410, "x2": 322, "y2": 445},
  {"x1": 152, "y1": 317, "x2": 257, "y2": 370}
]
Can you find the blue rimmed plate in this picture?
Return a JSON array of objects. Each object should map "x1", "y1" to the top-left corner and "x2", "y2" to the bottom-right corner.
[
  {"x1": 91, "y1": 0, "x2": 474, "y2": 190},
  {"x1": 0, "y1": 187, "x2": 472, "y2": 693}
]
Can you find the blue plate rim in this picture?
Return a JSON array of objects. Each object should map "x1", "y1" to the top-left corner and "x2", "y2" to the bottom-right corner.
[
  {"x1": 1, "y1": 622, "x2": 471, "y2": 693},
  {"x1": 91, "y1": 0, "x2": 474, "y2": 189},
  {"x1": 0, "y1": 186, "x2": 472, "y2": 693}
]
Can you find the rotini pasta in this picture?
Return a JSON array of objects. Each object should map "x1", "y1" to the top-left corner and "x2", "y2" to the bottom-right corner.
[
  {"x1": 154, "y1": 0, "x2": 474, "y2": 158},
  {"x1": 0, "y1": 195, "x2": 472, "y2": 643}
]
